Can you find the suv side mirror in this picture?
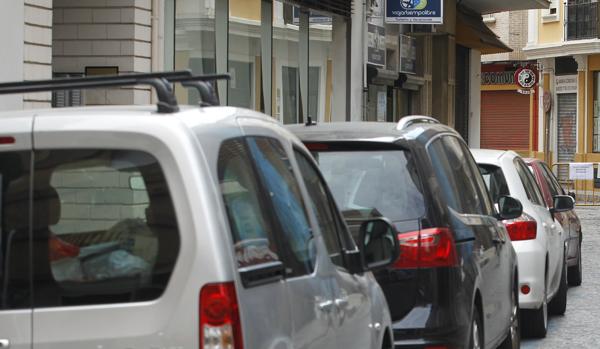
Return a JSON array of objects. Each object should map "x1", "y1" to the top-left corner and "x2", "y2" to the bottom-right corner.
[
  {"x1": 552, "y1": 195, "x2": 574, "y2": 213},
  {"x1": 497, "y1": 195, "x2": 523, "y2": 220},
  {"x1": 358, "y1": 218, "x2": 399, "y2": 271}
]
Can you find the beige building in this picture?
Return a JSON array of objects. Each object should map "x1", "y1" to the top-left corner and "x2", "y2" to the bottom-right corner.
[{"x1": 524, "y1": 0, "x2": 600, "y2": 168}]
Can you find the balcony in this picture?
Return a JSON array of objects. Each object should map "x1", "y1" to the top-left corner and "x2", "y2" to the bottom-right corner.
[{"x1": 566, "y1": 2, "x2": 599, "y2": 41}]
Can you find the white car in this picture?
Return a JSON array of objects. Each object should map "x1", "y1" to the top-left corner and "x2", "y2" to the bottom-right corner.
[{"x1": 472, "y1": 149, "x2": 573, "y2": 338}]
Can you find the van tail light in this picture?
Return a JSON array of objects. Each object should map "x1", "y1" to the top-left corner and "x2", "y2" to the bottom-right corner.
[
  {"x1": 504, "y1": 214, "x2": 537, "y2": 241},
  {"x1": 200, "y1": 282, "x2": 243, "y2": 349},
  {"x1": 393, "y1": 228, "x2": 458, "y2": 269}
]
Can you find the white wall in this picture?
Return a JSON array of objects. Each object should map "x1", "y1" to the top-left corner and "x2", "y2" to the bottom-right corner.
[
  {"x1": 348, "y1": 2, "x2": 364, "y2": 121},
  {"x1": 469, "y1": 49, "x2": 481, "y2": 148},
  {"x1": 0, "y1": 1, "x2": 25, "y2": 111}
]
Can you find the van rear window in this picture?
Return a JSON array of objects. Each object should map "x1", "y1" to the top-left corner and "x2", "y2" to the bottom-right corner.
[{"x1": 312, "y1": 150, "x2": 425, "y2": 222}]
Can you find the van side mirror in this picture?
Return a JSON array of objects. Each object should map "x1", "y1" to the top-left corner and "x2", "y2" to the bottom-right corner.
[
  {"x1": 497, "y1": 196, "x2": 523, "y2": 220},
  {"x1": 358, "y1": 218, "x2": 399, "y2": 271},
  {"x1": 552, "y1": 195, "x2": 574, "y2": 214}
]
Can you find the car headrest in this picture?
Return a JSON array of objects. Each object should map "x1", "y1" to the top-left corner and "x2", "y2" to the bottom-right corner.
[{"x1": 5, "y1": 181, "x2": 61, "y2": 230}]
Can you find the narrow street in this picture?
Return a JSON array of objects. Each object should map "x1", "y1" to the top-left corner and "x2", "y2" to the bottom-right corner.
[{"x1": 522, "y1": 206, "x2": 599, "y2": 348}]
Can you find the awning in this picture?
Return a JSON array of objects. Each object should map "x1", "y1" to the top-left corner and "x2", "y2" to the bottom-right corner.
[
  {"x1": 456, "y1": 6, "x2": 513, "y2": 54},
  {"x1": 460, "y1": 0, "x2": 550, "y2": 15}
]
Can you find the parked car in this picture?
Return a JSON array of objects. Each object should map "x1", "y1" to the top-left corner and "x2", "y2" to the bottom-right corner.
[
  {"x1": 472, "y1": 149, "x2": 573, "y2": 338},
  {"x1": 288, "y1": 116, "x2": 521, "y2": 349},
  {"x1": 525, "y1": 158, "x2": 583, "y2": 286},
  {"x1": 0, "y1": 72, "x2": 399, "y2": 349}
]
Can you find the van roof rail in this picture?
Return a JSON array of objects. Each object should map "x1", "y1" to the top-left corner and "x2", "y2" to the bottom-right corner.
[
  {"x1": 0, "y1": 70, "x2": 231, "y2": 113},
  {"x1": 396, "y1": 115, "x2": 440, "y2": 130}
]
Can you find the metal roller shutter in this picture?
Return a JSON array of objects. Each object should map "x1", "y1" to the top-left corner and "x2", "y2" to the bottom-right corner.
[
  {"x1": 557, "y1": 93, "x2": 577, "y2": 180},
  {"x1": 481, "y1": 90, "x2": 530, "y2": 150},
  {"x1": 289, "y1": 0, "x2": 352, "y2": 17}
]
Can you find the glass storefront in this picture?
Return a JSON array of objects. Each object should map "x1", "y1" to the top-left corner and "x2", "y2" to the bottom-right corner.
[
  {"x1": 168, "y1": 0, "x2": 344, "y2": 124},
  {"x1": 173, "y1": 0, "x2": 216, "y2": 105},
  {"x1": 228, "y1": 0, "x2": 261, "y2": 110}
]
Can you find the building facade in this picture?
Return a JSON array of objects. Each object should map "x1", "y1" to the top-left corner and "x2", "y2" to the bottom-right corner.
[
  {"x1": 482, "y1": 10, "x2": 541, "y2": 156},
  {"x1": 0, "y1": 0, "x2": 550, "y2": 149},
  {"x1": 524, "y1": 0, "x2": 598, "y2": 167}
]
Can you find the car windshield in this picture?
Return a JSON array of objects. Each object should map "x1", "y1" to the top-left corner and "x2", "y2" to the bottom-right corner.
[
  {"x1": 312, "y1": 150, "x2": 425, "y2": 222},
  {"x1": 478, "y1": 164, "x2": 510, "y2": 204}
]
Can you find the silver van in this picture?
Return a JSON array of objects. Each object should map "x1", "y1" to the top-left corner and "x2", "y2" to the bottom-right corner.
[{"x1": 0, "y1": 72, "x2": 398, "y2": 349}]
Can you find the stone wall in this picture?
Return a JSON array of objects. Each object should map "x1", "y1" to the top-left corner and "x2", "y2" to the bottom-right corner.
[{"x1": 52, "y1": 0, "x2": 153, "y2": 105}]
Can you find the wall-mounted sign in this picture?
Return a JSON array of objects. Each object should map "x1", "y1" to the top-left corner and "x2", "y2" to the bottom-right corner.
[
  {"x1": 481, "y1": 71, "x2": 515, "y2": 85},
  {"x1": 555, "y1": 75, "x2": 578, "y2": 94},
  {"x1": 569, "y1": 163, "x2": 594, "y2": 180},
  {"x1": 515, "y1": 68, "x2": 536, "y2": 89},
  {"x1": 399, "y1": 35, "x2": 417, "y2": 74},
  {"x1": 367, "y1": 23, "x2": 386, "y2": 67},
  {"x1": 386, "y1": 0, "x2": 444, "y2": 24}
]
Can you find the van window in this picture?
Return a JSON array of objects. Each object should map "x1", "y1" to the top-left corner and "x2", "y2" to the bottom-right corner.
[
  {"x1": 33, "y1": 150, "x2": 180, "y2": 307},
  {"x1": 0, "y1": 152, "x2": 31, "y2": 309},
  {"x1": 294, "y1": 149, "x2": 347, "y2": 268},
  {"x1": 218, "y1": 137, "x2": 315, "y2": 278},
  {"x1": 218, "y1": 138, "x2": 282, "y2": 268},
  {"x1": 246, "y1": 137, "x2": 315, "y2": 277}
]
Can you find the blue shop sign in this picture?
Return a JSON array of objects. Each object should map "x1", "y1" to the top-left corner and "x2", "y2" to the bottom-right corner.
[{"x1": 386, "y1": 0, "x2": 444, "y2": 24}]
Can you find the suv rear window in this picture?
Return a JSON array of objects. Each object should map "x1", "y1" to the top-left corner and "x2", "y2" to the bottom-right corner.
[{"x1": 311, "y1": 149, "x2": 425, "y2": 222}]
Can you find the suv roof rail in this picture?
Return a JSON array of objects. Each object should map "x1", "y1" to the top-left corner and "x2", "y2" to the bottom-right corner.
[
  {"x1": 0, "y1": 70, "x2": 231, "y2": 113},
  {"x1": 396, "y1": 115, "x2": 440, "y2": 130}
]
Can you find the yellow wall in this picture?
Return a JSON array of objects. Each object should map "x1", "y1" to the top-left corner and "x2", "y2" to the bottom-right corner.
[
  {"x1": 537, "y1": 8, "x2": 564, "y2": 44},
  {"x1": 586, "y1": 55, "x2": 600, "y2": 155},
  {"x1": 230, "y1": 0, "x2": 261, "y2": 21}
]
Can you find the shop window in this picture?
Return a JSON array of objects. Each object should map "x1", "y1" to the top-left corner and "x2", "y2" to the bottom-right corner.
[
  {"x1": 273, "y1": 1, "x2": 300, "y2": 123},
  {"x1": 228, "y1": 0, "x2": 262, "y2": 110},
  {"x1": 174, "y1": 0, "x2": 216, "y2": 104},
  {"x1": 309, "y1": 10, "x2": 333, "y2": 122}
]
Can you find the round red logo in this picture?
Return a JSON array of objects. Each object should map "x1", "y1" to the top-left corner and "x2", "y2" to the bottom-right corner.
[{"x1": 514, "y1": 68, "x2": 536, "y2": 89}]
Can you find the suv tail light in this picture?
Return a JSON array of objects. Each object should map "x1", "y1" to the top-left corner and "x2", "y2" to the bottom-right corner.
[
  {"x1": 504, "y1": 214, "x2": 537, "y2": 241},
  {"x1": 394, "y1": 228, "x2": 458, "y2": 269},
  {"x1": 200, "y1": 282, "x2": 243, "y2": 349}
]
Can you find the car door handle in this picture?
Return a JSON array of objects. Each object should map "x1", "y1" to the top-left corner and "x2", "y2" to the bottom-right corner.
[
  {"x1": 335, "y1": 297, "x2": 349, "y2": 308},
  {"x1": 318, "y1": 300, "x2": 335, "y2": 312},
  {"x1": 0, "y1": 339, "x2": 10, "y2": 348}
]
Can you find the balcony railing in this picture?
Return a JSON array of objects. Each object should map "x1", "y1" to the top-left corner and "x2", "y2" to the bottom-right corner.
[{"x1": 566, "y1": 2, "x2": 599, "y2": 40}]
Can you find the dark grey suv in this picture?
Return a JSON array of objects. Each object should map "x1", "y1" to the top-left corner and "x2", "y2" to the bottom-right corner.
[{"x1": 287, "y1": 117, "x2": 522, "y2": 349}]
